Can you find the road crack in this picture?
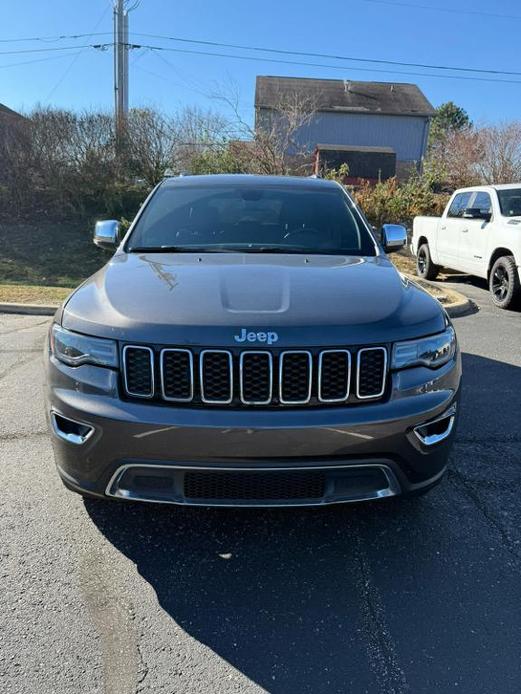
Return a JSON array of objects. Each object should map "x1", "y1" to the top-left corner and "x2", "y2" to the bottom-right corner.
[
  {"x1": 447, "y1": 468, "x2": 521, "y2": 563},
  {"x1": 353, "y1": 532, "x2": 409, "y2": 694}
]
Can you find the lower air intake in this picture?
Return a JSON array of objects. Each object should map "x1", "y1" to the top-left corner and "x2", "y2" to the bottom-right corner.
[{"x1": 184, "y1": 470, "x2": 326, "y2": 501}]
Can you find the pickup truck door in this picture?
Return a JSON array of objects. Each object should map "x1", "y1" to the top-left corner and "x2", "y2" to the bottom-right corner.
[
  {"x1": 458, "y1": 191, "x2": 492, "y2": 277},
  {"x1": 436, "y1": 191, "x2": 473, "y2": 268}
]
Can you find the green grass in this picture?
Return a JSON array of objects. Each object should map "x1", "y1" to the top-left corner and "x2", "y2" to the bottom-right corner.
[{"x1": 0, "y1": 218, "x2": 107, "y2": 287}]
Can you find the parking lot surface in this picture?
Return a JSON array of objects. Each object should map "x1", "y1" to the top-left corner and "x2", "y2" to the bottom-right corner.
[{"x1": 1, "y1": 280, "x2": 520, "y2": 694}]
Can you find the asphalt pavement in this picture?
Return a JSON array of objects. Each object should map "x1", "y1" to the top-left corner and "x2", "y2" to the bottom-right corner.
[{"x1": 1, "y1": 279, "x2": 520, "y2": 694}]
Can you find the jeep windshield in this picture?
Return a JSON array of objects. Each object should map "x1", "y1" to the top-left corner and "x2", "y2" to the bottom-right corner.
[{"x1": 126, "y1": 182, "x2": 377, "y2": 256}]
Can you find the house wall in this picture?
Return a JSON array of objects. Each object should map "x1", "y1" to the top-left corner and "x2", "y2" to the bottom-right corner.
[{"x1": 261, "y1": 110, "x2": 431, "y2": 164}]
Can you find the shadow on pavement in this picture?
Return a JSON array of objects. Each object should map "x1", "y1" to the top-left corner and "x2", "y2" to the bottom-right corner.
[{"x1": 84, "y1": 353, "x2": 521, "y2": 693}]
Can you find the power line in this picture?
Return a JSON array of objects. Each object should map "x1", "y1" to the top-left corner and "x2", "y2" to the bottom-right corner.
[
  {"x1": 1, "y1": 29, "x2": 520, "y2": 80},
  {"x1": 356, "y1": 0, "x2": 521, "y2": 21},
  {"x1": 45, "y1": 5, "x2": 111, "y2": 101},
  {"x1": 132, "y1": 32, "x2": 521, "y2": 78},
  {"x1": 128, "y1": 42, "x2": 521, "y2": 85},
  {"x1": 0, "y1": 32, "x2": 112, "y2": 44},
  {"x1": 0, "y1": 43, "x2": 113, "y2": 56},
  {"x1": 0, "y1": 53, "x2": 83, "y2": 70}
]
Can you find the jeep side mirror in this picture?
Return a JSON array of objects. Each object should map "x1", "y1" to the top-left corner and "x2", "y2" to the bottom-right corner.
[
  {"x1": 94, "y1": 220, "x2": 120, "y2": 250},
  {"x1": 381, "y1": 224, "x2": 407, "y2": 253}
]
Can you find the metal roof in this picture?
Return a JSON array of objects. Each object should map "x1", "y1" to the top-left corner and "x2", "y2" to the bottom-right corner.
[
  {"x1": 161, "y1": 173, "x2": 339, "y2": 189},
  {"x1": 316, "y1": 144, "x2": 395, "y2": 153},
  {"x1": 0, "y1": 103, "x2": 24, "y2": 120},
  {"x1": 255, "y1": 76, "x2": 435, "y2": 117}
]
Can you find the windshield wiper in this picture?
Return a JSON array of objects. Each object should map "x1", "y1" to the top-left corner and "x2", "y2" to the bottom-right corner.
[
  {"x1": 128, "y1": 246, "x2": 243, "y2": 253},
  {"x1": 235, "y1": 246, "x2": 314, "y2": 254}
]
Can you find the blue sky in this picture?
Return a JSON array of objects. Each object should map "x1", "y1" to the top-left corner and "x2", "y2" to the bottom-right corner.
[{"x1": 2, "y1": 0, "x2": 521, "y2": 124}]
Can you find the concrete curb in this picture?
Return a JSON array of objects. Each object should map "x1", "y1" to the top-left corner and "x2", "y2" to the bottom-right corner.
[
  {"x1": 0, "y1": 302, "x2": 58, "y2": 316},
  {"x1": 404, "y1": 275, "x2": 475, "y2": 319},
  {"x1": 444, "y1": 298, "x2": 477, "y2": 318}
]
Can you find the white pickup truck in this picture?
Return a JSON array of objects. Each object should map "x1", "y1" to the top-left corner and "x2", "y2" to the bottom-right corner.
[{"x1": 412, "y1": 185, "x2": 521, "y2": 309}]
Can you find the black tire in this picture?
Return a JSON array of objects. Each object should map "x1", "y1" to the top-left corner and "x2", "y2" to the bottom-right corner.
[
  {"x1": 489, "y1": 255, "x2": 521, "y2": 309},
  {"x1": 416, "y1": 243, "x2": 439, "y2": 280}
]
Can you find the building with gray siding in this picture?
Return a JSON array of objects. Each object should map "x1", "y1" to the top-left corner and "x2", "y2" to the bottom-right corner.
[{"x1": 255, "y1": 76, "x2": 435, "y2": 178}]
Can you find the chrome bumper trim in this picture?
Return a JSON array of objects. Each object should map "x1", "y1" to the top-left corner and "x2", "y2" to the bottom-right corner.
[
  {"x1": 413, "y1": 404, "x2": 457, "y2": 446},
  {"x1": 105, "y1": 462, "x2": 402, "y2": 507},
  {"x1": 51, "y1": 410, "x2": 95, "y2": 446}
]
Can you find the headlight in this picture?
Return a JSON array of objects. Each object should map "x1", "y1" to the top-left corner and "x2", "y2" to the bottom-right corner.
[
  {"x1": 50, "y1": 325, "x2": 118, "y2": 368},
  {"x1": 391, "y1": 326, "x2": 456, "y2": 370}
]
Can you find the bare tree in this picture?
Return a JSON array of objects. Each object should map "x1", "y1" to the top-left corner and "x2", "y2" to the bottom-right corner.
[
  {"x1": 212, "y1": 84, "x2": 318, "y2": 175},
  {"x1": 476, "y1": 123, "x2": 521, "y2": 183}
]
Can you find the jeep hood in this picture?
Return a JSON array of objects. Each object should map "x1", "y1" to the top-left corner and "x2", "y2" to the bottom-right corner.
[{"x1": 61, "y1": 252, "x2": 446, "y2": 345}]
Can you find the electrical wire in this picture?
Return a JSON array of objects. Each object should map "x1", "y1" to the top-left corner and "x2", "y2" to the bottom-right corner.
[
  {"x1": 132, "y1": 32, "x2": 521, "y2": 78},
  {"x1": 125, "y1": 42, "x2": 521, "y2": 85},
  {"x1": 1, "y1": 29, "x2": 520, "y2": 79},
  {"x1": 45, "y1": 5, "x2": 111, "y2": 101},
  {"x1": 0, "y1": 43, "x2": 113, "y2": 56},
  {"x1": 357, "y1": 0, "x2": 521, "y2": 21},
  {"x1": 0, "y1": 32, "x2": 112, "y2": 44},
  {"x1": 1, "y1": 29, "x2": 520, "y2": 80},
  {"x1": 0, "y1": 53, "x2": 83, "y2": 70}
]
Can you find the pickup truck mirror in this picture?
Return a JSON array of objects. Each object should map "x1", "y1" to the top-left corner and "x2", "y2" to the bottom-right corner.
[
  {"x1": 463, "y1": 208, "x2": 491, "y2": 222},
  {"x1": 381, "y1": 224, "x2": 407, "y2": 253},
  {"x1": 94, "y1": 220, "x2": 120, "y2": 250}
]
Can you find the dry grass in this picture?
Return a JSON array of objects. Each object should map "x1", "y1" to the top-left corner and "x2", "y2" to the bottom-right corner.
[
  {"x1": 0, "y1": 284, "x2": 72, "y2": 305},
  {"x1": 391, "y1": 251, "x2": 417, "y2": 275}
]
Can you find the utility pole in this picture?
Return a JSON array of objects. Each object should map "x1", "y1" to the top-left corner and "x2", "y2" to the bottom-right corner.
[{"x1": 113, "y1": 0, "x2": 139, "y2": 150}]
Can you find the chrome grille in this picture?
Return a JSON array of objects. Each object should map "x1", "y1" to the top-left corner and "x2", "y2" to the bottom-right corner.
[
  {"x1": 357, "y1": 347, "x2": 387, "y2": 399},
  {"x1": 160, "y1": 349, "x2": 193, "y2": 402},
  {"x1": 122, "y1": 345, "x2": 387, "y2": 407},
  {"x1": 279, "y1": 351, "x2": 313, "y2": 404},
  {"x1": 200, "y1": 350, "x2": 233, "y2": 404},
  {"x1": 240, "y1": 351, "x2": 273, "y2": 405},
  {"x1": 123, "y1": 346, "x2": 154, "y2": 398},
  {"x1": 318, "y1": 350, "x2": 351, "y2": 403}
]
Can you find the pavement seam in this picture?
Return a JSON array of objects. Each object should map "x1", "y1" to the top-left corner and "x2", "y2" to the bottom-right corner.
[
  {"x1": 353, "y1": 532, "x2": 410, "y2": 694},
  {"x1": 0, "y1": 319, "x2": 50, "y2": 337}
]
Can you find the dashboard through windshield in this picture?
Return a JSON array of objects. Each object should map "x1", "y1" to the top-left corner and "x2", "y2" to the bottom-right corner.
[{"x1": 126, "y1": 183, "x2": 377, "y2": 256}]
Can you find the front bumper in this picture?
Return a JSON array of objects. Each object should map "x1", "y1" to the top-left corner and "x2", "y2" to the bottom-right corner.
[{"x1": 45, "y1": 351, "x2": 461, "y2": 506}]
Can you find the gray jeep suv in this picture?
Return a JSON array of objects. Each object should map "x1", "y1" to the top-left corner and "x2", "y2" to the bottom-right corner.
[{"x1": 45, "y1": 174, "x2": 460, "y2": 506}]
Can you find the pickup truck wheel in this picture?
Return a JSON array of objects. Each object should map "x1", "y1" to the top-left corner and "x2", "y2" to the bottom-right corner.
[
  {"x1": 489, "y1": 255, "x2": 520, "y2": 309},
  {"x1": 416, "y1": 243, "x2": 439, "y2": 280}
]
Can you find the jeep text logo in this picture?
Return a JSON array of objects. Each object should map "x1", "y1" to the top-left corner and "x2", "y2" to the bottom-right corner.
[{"x1": 234, "y1": 328, "x2": 279, "y2": 345}]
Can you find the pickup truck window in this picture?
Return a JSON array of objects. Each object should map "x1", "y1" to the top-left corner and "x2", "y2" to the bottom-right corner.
[
  {"x1": 472, "y1": 192, "x2": 492, "y2": 216},
  {"x1": 128, "y1": 184, "x2": 377, "y2": 256},
  {"x1": 497, "y1": 188, "x2": 521, "y2": 217},
  {"x1": 447, "y1": 192, "x2": 472, "y2": 218}
]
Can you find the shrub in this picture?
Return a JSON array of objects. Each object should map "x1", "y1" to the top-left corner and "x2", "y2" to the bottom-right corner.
[{"x1": 353, "y1": 177, "x2": 449, "y2": 230}]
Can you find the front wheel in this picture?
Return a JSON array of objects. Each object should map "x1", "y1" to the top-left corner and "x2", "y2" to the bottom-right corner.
[
  {"x1": 489, "y1": 255, "x2": 520, "y2": 309},
  {"x1": 416, "y1": 243, "x2": 439, "y2": 280}
]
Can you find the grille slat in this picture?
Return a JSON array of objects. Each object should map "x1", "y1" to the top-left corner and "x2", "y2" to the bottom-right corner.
[
  {"x1": 161, "y1": 349, "x2": 193, "y2": 402},
  {"x1": 318, "y1": 350, "x2": 351, "y2": 402},
  {"x1": 123, "y1": 346, "x2": 154, "y2": 398},
  {"x1": 240, "y1": 351, "x2": 273, "y2": 405},
  {"x1": 122, "y1": 346, "x2": 387, "y2": 406},
  {"x1": 200, "y1": 350, "x2": 233, "y2": 404},
  {"x1": 357, "y1": 347, "x2": 387, "y2": 399},
  {"x1": 279, "y1": 351, "x2": 312, "y2": 404}
]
